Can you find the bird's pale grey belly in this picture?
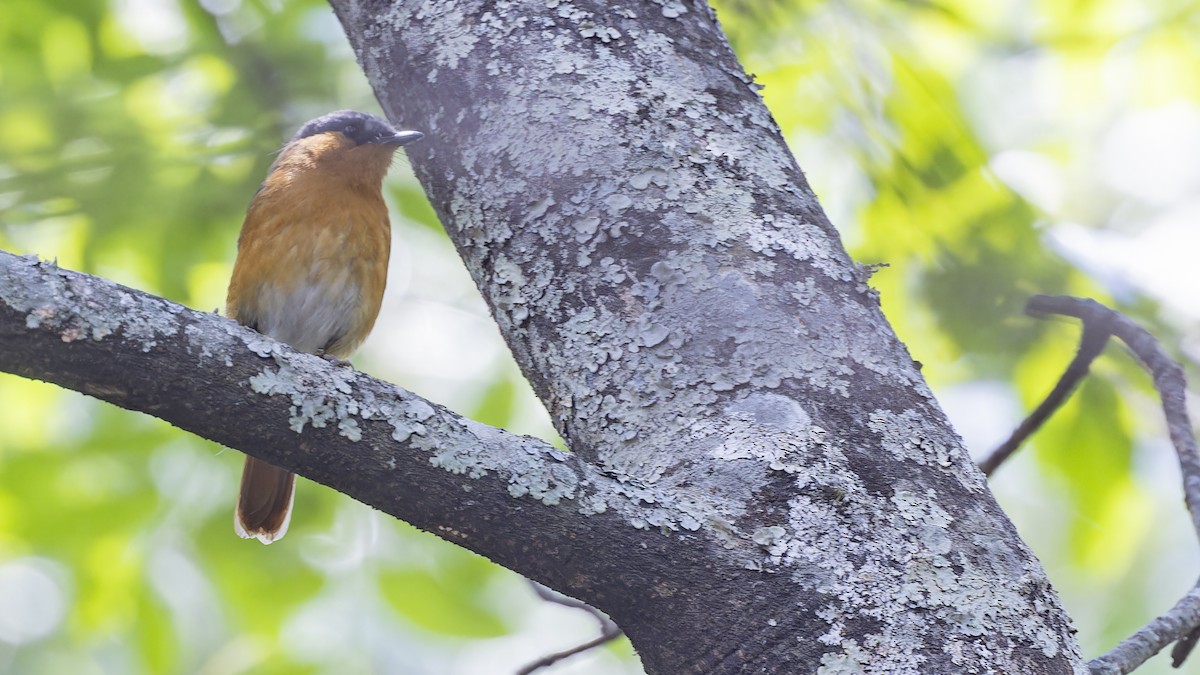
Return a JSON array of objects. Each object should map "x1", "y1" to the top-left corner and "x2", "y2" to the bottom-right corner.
[{"x1": 255, "y1": 265, "x2": 360, "y2": 354}]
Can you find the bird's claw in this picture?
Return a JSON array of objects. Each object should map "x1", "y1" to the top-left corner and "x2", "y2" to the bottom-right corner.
[{"x1": 316, "y1": 350, "x2": 354, "y2": 368}]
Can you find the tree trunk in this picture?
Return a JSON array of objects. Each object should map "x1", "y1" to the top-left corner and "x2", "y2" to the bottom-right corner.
[{"x1": 326, "y1": 0, "x2": 1085, "y2": 672}]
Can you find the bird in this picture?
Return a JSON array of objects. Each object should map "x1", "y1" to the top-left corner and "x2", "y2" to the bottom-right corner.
[{"x1": 225, "y1": 110, "x2": 423, "y2": 544}]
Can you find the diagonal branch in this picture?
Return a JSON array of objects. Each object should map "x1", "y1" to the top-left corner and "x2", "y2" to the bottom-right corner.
[
  {"x1": 1024, "y1": 296, "x2": 1200, "y2": 537},
  {"x1": 518, "y1": 582, "x2": 623, "y2": 675},
  {"x1": 1009, "y1": 295, "x2": 1200, "y2": 675},
  {"x1": 0, "y1": 248, "x2": 655, "y2": 611},
  {"x1": 979, "y1": 314, "x2": 1113, "y2": 475}
]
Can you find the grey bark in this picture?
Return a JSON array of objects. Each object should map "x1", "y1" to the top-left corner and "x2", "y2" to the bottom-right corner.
[{"x1": 0, "y1": 1, "x2": 1092, "y2": 674}]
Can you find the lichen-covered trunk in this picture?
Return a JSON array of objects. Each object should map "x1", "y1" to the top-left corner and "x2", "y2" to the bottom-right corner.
[{"x1": 330, "y1": 0, "x2": 1086, "y2": 672}]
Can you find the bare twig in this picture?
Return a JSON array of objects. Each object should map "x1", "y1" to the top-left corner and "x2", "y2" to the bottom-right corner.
[
  {"x1": 1025, "y1": 296, "x2": 1200, "y2": 535},
  {"x1": 979, "y1": 314, "x2": 1113, "y2": 475},
  {"x1": 518, "y1": 582, "x2": 623, "y2": 675},
  {"x1": 1089, "y1": 586, "x2": 1200, "y2": 674},
  {"x1": 1172, "y1": 609, "x2": 1200, "y2": 669},
  {"x1": 1009, "y1": 295, "x2": 1200, "y2": 674}
]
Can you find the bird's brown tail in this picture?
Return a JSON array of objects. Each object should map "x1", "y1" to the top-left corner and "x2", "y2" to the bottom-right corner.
[{"x1": 234, "y1": 456, "x2": 295, "y2": 544}]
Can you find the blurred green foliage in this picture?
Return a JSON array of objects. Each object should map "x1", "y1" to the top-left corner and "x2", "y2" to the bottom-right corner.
[{"x1": 0, "y1": 0, "x2": 1196, "y2": 673}]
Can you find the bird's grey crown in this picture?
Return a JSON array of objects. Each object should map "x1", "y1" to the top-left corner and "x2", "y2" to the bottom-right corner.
[{"x1": 292, "y1": 110, "x2": 399, "y2": 146}]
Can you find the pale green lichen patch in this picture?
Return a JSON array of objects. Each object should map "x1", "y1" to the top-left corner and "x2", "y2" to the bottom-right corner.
[
  {"x1": 711, "y1": 394, "x2": 826, "y2": 475},
  {"x1": 248, "y1": 353, "x2": 359, "y2": 433},
  {"x1": 380, "y1": 3, "x2": 478, "y2": 80},
  {"x1": 337, "y1": 418, "x2": 361, "y2": 441},
  {"x1": 751, "y1": 525, "x2": 787, "y2": 547},
  {"x1": 869, "y1": 408, "x2": 985, "y2": 493},
  {"x1": 668, "y1": 395, "x2": 1085, "y2": 670},
  {"x1": 421, "y1": 417, "x2": 578, "y2": 505},
  {"x1": 1, "y1": 253, "x2": 180, "y2": 351},
  {"x1": 816, "y1": 640, "x2": 872, "y2": 675},
  {"x1": 241, "y1": 341, "x2": 580, "y2": 507},
  {"x1": 773, "y1": 473, "x2": 1079, "y2": 672},
  {"x1": 183, "y1": 321, "x2": 237, "y2": 366},
  {"x1": 655, "y1": 0, "x2": 689, "y2": 18}
]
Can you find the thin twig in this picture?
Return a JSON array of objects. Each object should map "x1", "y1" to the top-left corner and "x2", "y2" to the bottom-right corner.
[
  {"x1": 1025, "y1": 296, "x2": 1200, "y2": 536},
  {"x1": 979, "y1": 314, "x2": 1113, "y2": 475},
  {"x1": 517, "y1": 581, "x2": 623, "y2": 675},
  {"x1": 1010, "y1": 296, "x2": 1200, "y2": 674},
  {"x1": 1088, "y1": 586, "x2": 1200, "y2": 674},
  {"x1": 1172, "y1": 607, "x2": 1200, "y2": 669}
]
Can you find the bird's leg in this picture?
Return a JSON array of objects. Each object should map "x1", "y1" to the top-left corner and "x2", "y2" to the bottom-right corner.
[{"x1": 315, "y1": 349, "x2": 354, "y2": 368}]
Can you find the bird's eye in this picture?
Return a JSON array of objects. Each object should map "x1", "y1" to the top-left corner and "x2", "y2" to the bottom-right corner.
[{"x1": 343, "y1": 123, "x2": 359, "y2": 135}]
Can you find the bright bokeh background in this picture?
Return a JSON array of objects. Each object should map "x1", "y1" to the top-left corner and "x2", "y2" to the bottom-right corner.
[{"x1": 1, "y1": 1, "x2": 1197, "y2": 673}]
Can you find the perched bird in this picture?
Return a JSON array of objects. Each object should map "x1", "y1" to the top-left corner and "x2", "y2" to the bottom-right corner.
[{"x1": 226, "y1": 110, "x2": 423, "y2": 544}]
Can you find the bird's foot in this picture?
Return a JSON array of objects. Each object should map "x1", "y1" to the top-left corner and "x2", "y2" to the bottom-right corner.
[{"x1": 316, "y1": 350, "x2": 354, "y2": 368}]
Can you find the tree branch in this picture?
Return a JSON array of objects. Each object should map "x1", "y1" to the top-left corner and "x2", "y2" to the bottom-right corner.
[
  {"x1": 978, "y1": 309, "x2": 1113, "y2": 475},
  {"x1": 0, "y1": 249, "x2": 657, "y2": 605},
  {"x1": 518, "y1": 582, "x2": 622, "y2": 675},
  {"x1": 1024, "y1": 296, "x2": 1200, "y2": 537},
  {"x1": 1006, "y1": 295, "x2": 1200, "y2": 674}
]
